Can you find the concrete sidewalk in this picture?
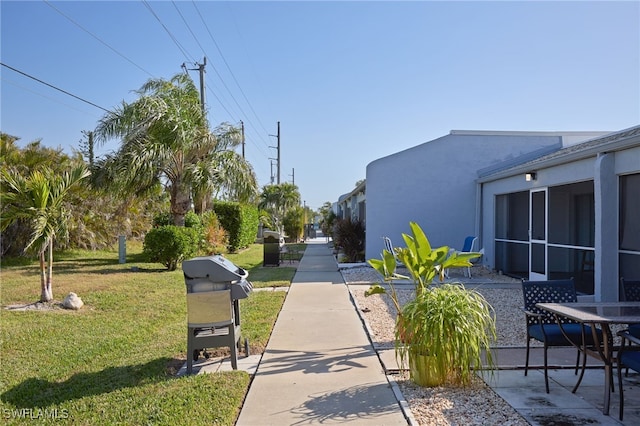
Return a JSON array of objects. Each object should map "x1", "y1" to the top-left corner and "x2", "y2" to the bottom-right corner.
[{"x1": 236, "y1": 239, "x2": 408, "y2": 425}]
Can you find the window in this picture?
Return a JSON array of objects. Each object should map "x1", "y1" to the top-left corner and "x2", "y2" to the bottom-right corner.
[
  {"x1": 495, "y1": 191, "x2": 529, "y2": 278},
  {"x1": 620, "y1": 173, "x2": 640, "y2": 280},
  {"x1": 548, "y1": 181, "x2": 594, "y2": 246}
]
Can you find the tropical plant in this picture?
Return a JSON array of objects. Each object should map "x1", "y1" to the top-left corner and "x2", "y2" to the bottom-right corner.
[
  {"x1": 365, "y1": 221, "x2": 495, "y2": 386},
  {"x1": 318, "y1": 201, "x2": 336, "y2": 238},
  {"x1": 258, "y1": 183, "x2": 300, "y2": 234},
  {"x1": 93, "y1": 73, "x2": 257, "y2": 226},
  {"x1": 1, "y1": 135, "x2": 73, "y2": 257},
  {"x1": 332, "y1": 218, "x2": 365, "y2": 262},
  {"x1": 1, "y1": 134, "x2": 163, "y2": 254},
  {"x1": 200, "y1": 210, "x2": 228, "y2": 255},
  {"x1": 0, "y1": 164, "x2": 90, "y2": 301},
  {"x1": 283, "y1": 205, "x2": 304, "y2": 242}
]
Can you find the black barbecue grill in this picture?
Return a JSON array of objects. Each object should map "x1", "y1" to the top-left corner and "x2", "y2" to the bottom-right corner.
[{"x1": 182, "y1": 255, "x2": 253, "y2": 373}]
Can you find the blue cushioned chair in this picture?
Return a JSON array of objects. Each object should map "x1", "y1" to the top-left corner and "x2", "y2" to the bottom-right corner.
[
  {"x1": 458, "y1": 236, "x2": 477, "y2": 277},
  {"x1": 616, "y1": 330, "x2": 640, "y2": 420},
  {"x1": 622, "y1": 278, "x2": 640, "y2": 337},
  {"x1": 522, "y1": 278, "x2": 601, "y2": 393}
]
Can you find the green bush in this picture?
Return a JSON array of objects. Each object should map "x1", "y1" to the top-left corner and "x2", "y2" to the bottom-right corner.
[
  {"x1": 152, "y1": 212, "x2": 173, "y2": 227},
  {"x1": 333, "y1": 218, "x2": 365, "y2": 262},
  {"x1": 153, "y1": 211, "x2": 201, "y2": 228},
  {"x1": 184, "y1": 211, "x2": 201, "y2": 228},
  {"x1": 214, "y1": 202, "x2": 259, "y2": 252},
  {"x1": 143, "y1": 225, "x2": 200, "y2": 270},
  {"x1": 283, "y1": 206, "x2": 304, "y2": 242}
]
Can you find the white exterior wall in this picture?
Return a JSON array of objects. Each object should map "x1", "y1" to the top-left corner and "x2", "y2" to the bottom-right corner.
[
  {"x1": 479, "y1": 139, "x2": 640, "y2": 301},
  {"x1": 365, "y1": 132, "x2": 567, "y2": 260}
]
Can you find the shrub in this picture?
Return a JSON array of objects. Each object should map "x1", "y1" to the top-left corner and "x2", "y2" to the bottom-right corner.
[
  {"x1": 143, "y1": 225, "x2": 200, "y2": 270},
  {"x1": 200, "y1": 210, "x2": 228, "y2": 255},
  {"x1": 152, "y1": 212, "x2": 173, "y2": 227},
  {"x1": 283, "y1": 206, "x2": 304, "y2": 242},
  {"x1": 319, "y1": 210, "x2": 337, "y2": 239},
  {"x1": 153, "y1": 211, "x2": 201, "y2": 228},
  {"x1": 333, "y1": 218, "x2": 365, "y2": 262},
  {"x1": 184, "y1": 211, "x2": 201, "y2": 228},
  {"x1": 213, "y1": 202, "x2": 259, "y2": 252}
]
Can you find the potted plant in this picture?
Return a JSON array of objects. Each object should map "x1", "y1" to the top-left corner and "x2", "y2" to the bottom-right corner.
[{"x1": 365, "y1": 222, "x2": 496, "y2": 386}]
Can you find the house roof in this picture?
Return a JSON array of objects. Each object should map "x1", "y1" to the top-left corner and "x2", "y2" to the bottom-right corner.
[
  {"x1": 477, "y1": 125, "x2": 640, "y2": 182},
  {"x1": 337, "y1": 180, "x2": 366, "y2": 204}
]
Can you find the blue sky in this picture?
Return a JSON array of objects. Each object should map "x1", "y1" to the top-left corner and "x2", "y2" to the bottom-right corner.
[{"x1": 2, "y1": 1, "x2": 639, "y2": 210}]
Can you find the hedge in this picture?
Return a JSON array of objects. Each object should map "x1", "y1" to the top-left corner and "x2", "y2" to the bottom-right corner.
[{"x1": 213, "y1": 202, "x2": 259, "y2": 252}]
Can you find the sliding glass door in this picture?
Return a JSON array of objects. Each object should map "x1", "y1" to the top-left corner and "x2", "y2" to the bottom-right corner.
[{"x1": 529, "y1": 189, "x2": 547, "y2": 280}]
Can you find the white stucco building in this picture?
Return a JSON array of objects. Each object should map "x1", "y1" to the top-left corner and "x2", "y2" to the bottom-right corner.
[{"x1": 362, "y1": 126, "x2": 640, "y2": 301}]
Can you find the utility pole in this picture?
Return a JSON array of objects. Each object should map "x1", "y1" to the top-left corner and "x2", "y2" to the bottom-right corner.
[
  {"x1": 290, "y1": 168, "x2": 295, "y2": 185},
  {"x1": 197, "y1": 57, "x2": 206, "y2": 114},
  {"x1": 276, "y1": 121, "x2": 281, "y2": 184},
  {"x1": 183, "y1": 57, "x2": 206, "y2": 114},
  {"x1": 240, "y1": 120, "x2": 245, "y2": 158},
  {"x1": 270, "y1": 160, "x2": 277, "y2": 184},
  {"x1": 269, "y1": 121, "x2": 281, "y2": 184}
]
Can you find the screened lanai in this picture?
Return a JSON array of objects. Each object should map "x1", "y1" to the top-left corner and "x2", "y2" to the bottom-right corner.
[{"x1": 481, "y1": 125, "x2": 640, "y2": 301}]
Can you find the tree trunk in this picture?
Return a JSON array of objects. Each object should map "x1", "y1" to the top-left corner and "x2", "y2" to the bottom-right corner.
[
  {"x1": 39, "y1": 250, "x2": 47, "y2": 302},
  {"x1": 193, "y1": 190, "x2": 207, "y2": 215},
  {"x1": 39, "y1": 241, "x2": 53, "y2": 302},
  {"x1": 171, "y1": 178, "x2": 191, "y2": 226}
]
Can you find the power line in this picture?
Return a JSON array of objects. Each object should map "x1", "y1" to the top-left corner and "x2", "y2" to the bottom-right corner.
[
  {"x1": 139, "y1": 1, "x2": 273, "y2": 178},
  {"x1": 173, "y1": 2, "x2": 272, "y2": 158},
  {"x1": 218, "y1": 3, "x2": 275, "y2": 138},
  {"x1": 192, "y1": 1, "x2": 273, "y2": 150},
  {"x1": 43, "y1": 0, "x2": 154, "y2": 78},
  {"x1": 1, "y1": 62, "x2": 110, "y2": 112},
  {"x1": 142, "y1": 0, "x2": 194, "y2": 63},
  {"x1": 172, "y1": 0, "x2": 207, "y2": 57},
  {"x1": 1, "y1": 75, "x2": 99, "y2": 116}
]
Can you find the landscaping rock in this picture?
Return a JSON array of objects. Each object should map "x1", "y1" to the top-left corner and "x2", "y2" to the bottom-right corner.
[{"x1": 62, "y1": 292, "x2": 84, "y2": 310}]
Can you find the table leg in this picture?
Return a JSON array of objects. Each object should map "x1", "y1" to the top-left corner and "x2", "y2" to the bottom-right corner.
[{"x1": 601, "y1": 324, "x2": 613, "y2": 416}]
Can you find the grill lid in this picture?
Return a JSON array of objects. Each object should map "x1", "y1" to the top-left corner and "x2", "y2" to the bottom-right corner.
[{"x1": 182, "y1": 255, "x2": 248, "y2": 282}]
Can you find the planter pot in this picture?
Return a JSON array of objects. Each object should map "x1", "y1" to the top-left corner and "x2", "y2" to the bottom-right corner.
[{"x1": 408, "y1": 349, "x2": 446, "y2": 387}]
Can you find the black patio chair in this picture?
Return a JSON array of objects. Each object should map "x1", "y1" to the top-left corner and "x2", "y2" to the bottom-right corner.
[
  {"x1": 522, "y1": 278, "x2": 602, "y2": 393},
  {"x1": 622, "y1": 277, "x2": 640, "y2": 338},
  {"x1": 620, "y1": 277, "x2": 640, "y2": 376},
  {"x1": 622, "y1": 277, "x2": 640, "y2": 303},
  {"x1": 616, "y1": 330, "x2": 640, "y2": 421}
]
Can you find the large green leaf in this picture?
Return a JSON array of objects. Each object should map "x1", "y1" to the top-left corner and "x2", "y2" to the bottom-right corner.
[{"x1": 409, "y1": 221, "x2": 431, "y2": 263}]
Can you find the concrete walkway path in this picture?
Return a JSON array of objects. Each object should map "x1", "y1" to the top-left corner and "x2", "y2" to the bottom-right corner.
[{"x1": 236, "y1": 239, "x2": 408, "y2": 425}]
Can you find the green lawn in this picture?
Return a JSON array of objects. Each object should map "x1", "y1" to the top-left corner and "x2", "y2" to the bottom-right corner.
[{"x1": 0, "y1": 243, "x2": 304, "y2": 424}]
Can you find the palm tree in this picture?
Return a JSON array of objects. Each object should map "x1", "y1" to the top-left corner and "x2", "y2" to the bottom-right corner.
[
  {"x1": 191, "y1": 123, "x2": 258, "y2": 213},
  {"x1": 259, "y1": 183, "x2": 301, "y2": 234},
  {"x1": 93, "y1": 73, "x2": 257, "y2": 225},
  {"x1": 1, "y1": 165, "x2": 90, "y2": 302}
]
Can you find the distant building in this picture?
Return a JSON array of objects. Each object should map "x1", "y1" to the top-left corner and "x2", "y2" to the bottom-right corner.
[{"x1": 336, "y1": 179, "x2": 366, "y2": 223}]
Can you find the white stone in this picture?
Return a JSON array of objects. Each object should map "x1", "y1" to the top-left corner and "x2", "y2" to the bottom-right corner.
[{"x1": 62, "y1": 292, "x2": 84, "y2": 310}]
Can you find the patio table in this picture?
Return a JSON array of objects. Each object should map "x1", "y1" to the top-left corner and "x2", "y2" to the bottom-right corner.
[{"x1": 536, "y1": 301, "x2": 640, "y2": 416}]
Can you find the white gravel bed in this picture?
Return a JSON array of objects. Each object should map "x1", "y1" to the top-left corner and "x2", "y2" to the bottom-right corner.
[
  {"x1": 344, "y1": 265, "x2": 529, "y2": 348},
  {"x1": 341, "y1": 265, "x2": 530, "y2": 426}
]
